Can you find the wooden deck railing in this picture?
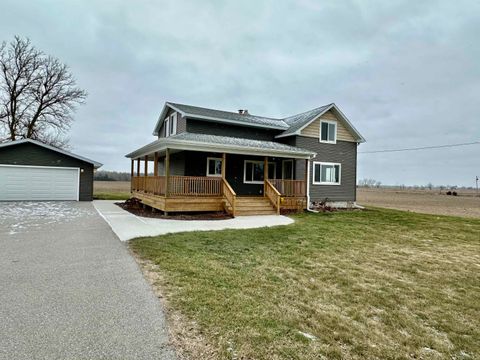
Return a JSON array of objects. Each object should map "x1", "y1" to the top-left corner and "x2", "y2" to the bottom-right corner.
[
  {"x1": 269, "y1": 179, "x2": 306, "y2": 197},
  {"x1": 132, "y1": 176, "x2": 222, "y2": 196},
  {"x1": 265, "y1": 180, "x2": 281, "y2": 215},
  {"x1": 167, "y1": 176, "x2": 222, "y2": 196},
  {"x1": 132, "y1": 176, "x2": 166, "y2": 195},
  {"x1": 222, "y1": 178, "x2": 236, "y2": 216}
]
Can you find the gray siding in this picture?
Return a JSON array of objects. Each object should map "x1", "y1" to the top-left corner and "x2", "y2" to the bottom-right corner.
[
  {"x1": 158, "y1": 109, "x2": 187, "y2": 139},
  {"x1": 186, "y1": 119, "x2": 279, "y2": 141},
  {"x1": 294, "y1": 137, "x2": 357, "y2": 202},
  {"x1": 0, "y1": 142, "x2": 95, "y2": 201}
]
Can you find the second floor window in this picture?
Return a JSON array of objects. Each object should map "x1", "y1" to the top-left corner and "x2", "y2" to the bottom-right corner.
[
  {"x1": 320, "y1": 120, "x2": 337, "y2": 143},
  {"x1": 164, "y1": 113, "x2": 177, "y2": 137}
]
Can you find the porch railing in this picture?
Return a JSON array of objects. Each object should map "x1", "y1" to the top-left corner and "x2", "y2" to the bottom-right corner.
[
  {"x1": 269, "y1": 179, "x2": 306, "y2": 197},
  {"x1": 133, "y1": 176, "x2": 222, "y2": 196},
  {"x1": 265, "y1": 180, "x2": 281, "y2": 215},
  {"x1": 168, "y1": 176, "x2": 222, "y2": 196},
  {"x1": 132, "y1": 176, "x2": 166, "y2": 195},
  {"x1": 222, "y1": 178, "x2": 236, "y2": 216}
]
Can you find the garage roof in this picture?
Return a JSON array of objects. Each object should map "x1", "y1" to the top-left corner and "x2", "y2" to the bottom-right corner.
[{"x1": 0, "y1": 139, "x2": 103, "y2": 168}]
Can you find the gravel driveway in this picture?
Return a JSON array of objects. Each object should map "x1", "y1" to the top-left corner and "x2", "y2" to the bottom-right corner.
[{"x1": 0, "y1": 201, "x2": 175, "y2": 360}]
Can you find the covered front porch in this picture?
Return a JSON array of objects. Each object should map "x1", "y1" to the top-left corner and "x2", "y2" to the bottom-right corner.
[{"x1": 125, "y1": 133, "x2": 314, "y2": 216}]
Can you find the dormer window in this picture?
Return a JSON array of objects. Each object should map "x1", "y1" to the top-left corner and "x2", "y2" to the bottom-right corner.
[{"x1": 320, "y1": 120, "x2": 337, "y2": 144}]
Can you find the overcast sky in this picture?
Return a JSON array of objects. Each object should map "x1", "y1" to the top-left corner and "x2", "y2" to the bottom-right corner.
[{"x1": 1, "y1": 0, "x2": 479, "y2": 186}]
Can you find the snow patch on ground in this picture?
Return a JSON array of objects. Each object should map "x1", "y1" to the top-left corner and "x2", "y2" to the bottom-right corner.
[{"x1": 0, "y1": 202, "x2": 96, "y2": 236}]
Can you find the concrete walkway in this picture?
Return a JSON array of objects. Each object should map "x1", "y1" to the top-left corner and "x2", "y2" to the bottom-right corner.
[
  {"x1": 0, "y1": 202, "x2": 175, "y2": 360},
  {"x1": 93, "y1": 200, "x2": 294, "y2": 241}
]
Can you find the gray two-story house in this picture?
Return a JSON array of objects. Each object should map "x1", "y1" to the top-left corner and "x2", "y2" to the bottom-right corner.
[{"x1": 126, "y1": 102, "x2": 365, "y2": 216}]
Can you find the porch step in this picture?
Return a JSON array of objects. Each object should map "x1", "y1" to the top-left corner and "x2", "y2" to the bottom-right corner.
[{"x1": 224, "y1": 196, "x2": 277, "y2": 216}]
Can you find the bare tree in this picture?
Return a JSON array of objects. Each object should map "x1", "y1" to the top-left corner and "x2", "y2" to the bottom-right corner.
[{"x1": 0, "y1": 36, "x2": 87, "y2": 148}]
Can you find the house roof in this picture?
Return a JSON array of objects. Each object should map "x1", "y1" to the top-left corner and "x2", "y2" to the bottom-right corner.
[
  {"x1": 152, "y1": 101, "x2": 365, "y2": 143},
  {"x1": 0, "y1": 139, "x2": 103, "y2": 168},
  {"x1": 125, "y1": 132, "x2": 316, "y2": 160},
  {"x1": 276, "y1": 103, "x2": 365, "y2": 142},
  {"x1": 152, "y1": 102, "x2": 289, "y2": 135}
]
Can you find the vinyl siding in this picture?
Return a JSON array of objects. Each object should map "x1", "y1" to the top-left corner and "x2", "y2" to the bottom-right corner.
[
  {"x1": 294, "y1": 137, "x2": 357, "y2": 202},
  {"x1": 0, "y1": 142, "x2": 94, "y2": 201},
  {"x1": 186, "y1": 119, "x2": 279, "y2": 141},
  {"x1": 301, "y1": 110, "x2": 356, "y2": 142}
]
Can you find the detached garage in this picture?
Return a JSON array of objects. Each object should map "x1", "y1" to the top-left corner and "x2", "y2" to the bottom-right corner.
[{"x1": 0, "y1": 139, "x2": 102, "y2": 201}]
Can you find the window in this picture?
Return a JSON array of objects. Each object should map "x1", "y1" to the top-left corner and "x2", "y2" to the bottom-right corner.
[
  {"x1": 244, "y1": 160, "x2": 275, "y2": 183},
  {"x1": 313, "y1": 162, "x2": 341, "y2": 185},
  {"x1": 164, "y1": 113, "x2": 178, "y2": 137},
  {"x1": 164, "y1": 117, "x2": 170, "y2": 137},
  {"x1": 320, "y1": 120, "x2": 337, "y2": 143},
  {"x1": 170, "y1": 113, "x2": 177, "y2": 136},
  {"x1": 206, "y1": 157, "x2": 222, "y2": 177}
]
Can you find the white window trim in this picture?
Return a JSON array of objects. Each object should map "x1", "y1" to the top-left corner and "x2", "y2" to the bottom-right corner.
[
  {"x1": 165, "y1": 117, "x2": 170, "y2": 137},
  {"x1": 170, "y1": 113, "x2": 177, "y2": 135},
  {"x1": 206, "y1": 157, "x2": 222, "y2": 177},
  {"x1": 319, "y1": 120, "x2": 337, "y2": 144},
  {"x1": 243, "y1": 160, "x2": 265, "y2": 184},
  {"x1": 312, "y1": 161, "x2": 341, "y2": 185},
  {"x1": 282, "y1": 159, "x2": 294, "y2": 180}
]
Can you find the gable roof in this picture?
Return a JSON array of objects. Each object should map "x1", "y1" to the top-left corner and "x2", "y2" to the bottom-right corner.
[
  {"x1": 152, "y1": 101, "x2": 365, "y2": 143},
  {"x1": 0, "y1": 139, "x2": 103, "y2": 168},
  {"x1": 276, "y1": 103, "x2": 365, "y2": 142},
  {"x1": 126, "y1": 132, "x2": 315, "y2": 160}
]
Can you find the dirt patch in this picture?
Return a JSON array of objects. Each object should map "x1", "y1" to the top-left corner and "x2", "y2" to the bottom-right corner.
[
  {"x1": 116, "y1": 198, "x2": 232, "y2": 220},
  {"x1": 357, "y1": 188, "x2": 480, "y2": 219}
]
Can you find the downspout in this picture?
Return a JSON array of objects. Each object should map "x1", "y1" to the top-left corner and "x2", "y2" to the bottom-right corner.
[{"x1": 305, "y1": 157, "x2": 318, "y2": 213}]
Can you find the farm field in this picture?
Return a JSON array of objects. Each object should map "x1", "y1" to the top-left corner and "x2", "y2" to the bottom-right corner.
[
  {"x1": 93, "y1": 181, "x2": 130, "y2": 200},
  {"x1": 357, "y1": 188, "x2": 480, "y2": 219},
  {"x1": 130, "y1": 209, "x2": 480, "y2": 360}
]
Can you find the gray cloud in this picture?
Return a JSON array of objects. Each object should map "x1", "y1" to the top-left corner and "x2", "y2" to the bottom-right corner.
[{"x1": 1, "y1": 0, "x2": 478, "y2": 186}]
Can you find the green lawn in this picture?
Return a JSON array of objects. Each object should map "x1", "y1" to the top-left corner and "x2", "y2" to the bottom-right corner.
[
  {"x1": 130, "y1": 209, "x2": 480, "y2": 360},
  {"x1": 92, "y1": 191, "x2": 130, "y2": 200}
]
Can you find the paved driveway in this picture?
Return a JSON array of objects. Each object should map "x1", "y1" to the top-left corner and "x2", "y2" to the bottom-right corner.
[{"x1": 0, "y1": 202, "x2": 175, "y2": 360}]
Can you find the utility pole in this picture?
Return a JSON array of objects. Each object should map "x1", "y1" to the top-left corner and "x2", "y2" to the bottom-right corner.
[{"x1": 476, "y1": 176, "x2": 479, "y2": 197}]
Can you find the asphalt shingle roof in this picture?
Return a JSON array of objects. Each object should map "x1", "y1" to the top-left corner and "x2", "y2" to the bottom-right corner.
[
  {"x1": 172, "y1": 132, "x2": 314, "y2": 154},
  {"x1": 168, "y1": 102, "x2": 290, "y2": 129},
  {"x1": 279, "y1": 104, "x2": 333, "y2": 137}
]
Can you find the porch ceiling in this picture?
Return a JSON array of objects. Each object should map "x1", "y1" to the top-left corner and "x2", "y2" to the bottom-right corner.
[{"x1": 125, "y1": 132, "x2": 316, "y2": 160}]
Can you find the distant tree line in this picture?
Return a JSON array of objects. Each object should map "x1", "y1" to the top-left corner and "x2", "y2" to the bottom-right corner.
[
  {"x1": 94, "y1": 170, "x2": 131, "y2": 181},
  {"x1": 357, "y1": 178, "x2": 476, "y2": 191}
]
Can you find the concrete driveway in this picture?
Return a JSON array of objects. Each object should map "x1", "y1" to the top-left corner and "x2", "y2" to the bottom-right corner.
[{"x1": 0, "y1": 202, "x2": 175, "y2": 360}]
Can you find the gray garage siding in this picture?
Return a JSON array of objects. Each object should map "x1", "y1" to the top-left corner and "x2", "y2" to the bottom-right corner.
[
  {"x1": 294, "y1": 137, "x2": 357, "y2": 202},
  {"x1": 0, "y1": 142, "x2": 94, "y2": 201}
]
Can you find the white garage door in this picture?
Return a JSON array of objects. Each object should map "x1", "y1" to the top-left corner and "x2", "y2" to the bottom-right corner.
[{"x1": 0, "y1": 165, "x2": 79, "y2": 201}]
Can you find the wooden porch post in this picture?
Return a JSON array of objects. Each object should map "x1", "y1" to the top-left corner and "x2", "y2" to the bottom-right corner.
[
  {"x1": 144, "y1": 155, "x2": 148, "y2": 176},
  {"x1": 136, "y1": 158, "x2": 140, "y2": 176},
  {"x1": 264, "y1": 156, "x2": 268, "y2": 196},
  {"x1": 221, "y1": 153, "x2": 226, "y2": 180},
  {"x1": 154, "y1": 152, "x2": 159, "y2": 176},
  {"x1": 165, "y1": 148, "x2": 170, "y2": 197},
  {"x1": 130, "y1": 159, "x2": 134, "y2": 192}
]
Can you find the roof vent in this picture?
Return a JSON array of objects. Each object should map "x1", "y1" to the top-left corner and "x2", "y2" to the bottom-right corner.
[{"x1": 238, "y1": 109, "x2": 249, "y2": 115}]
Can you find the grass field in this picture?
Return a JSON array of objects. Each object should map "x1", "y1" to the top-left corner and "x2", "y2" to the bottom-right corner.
[
  {"x1": 93, "y1": 181, "x2": 130, "y2": 200},
  {"x1": 358, "y1": 188, "x2": 480, "y2": 219},
  {"x1": 130, "y1": 209, "x2": 480, "y2": 360}
]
